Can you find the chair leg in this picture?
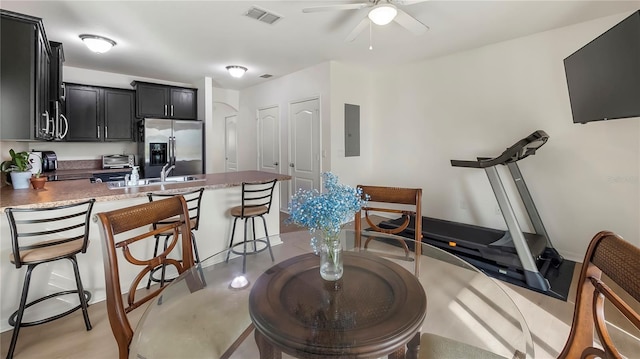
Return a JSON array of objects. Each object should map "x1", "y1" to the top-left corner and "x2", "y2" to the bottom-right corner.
[
  {"x1": 226, "y1": 217, "x2": 239, "y2": 262},
  {"x1": 68, "y1": 256, "x2": 92, "y2": 331},
  {"x1": 160, "y1": 234, "x2": 171, "y2": 288},
  {"x1": 243, "y1": 218, "x2": 249, "y2": 273},
  {"x1": 146, "y1": 235, "x2": 162, "y2": 289},
  {"x1": 260, "y1": 215, "x2": 274, "y2": 262},
  {"x1": 7, "y1": 265, "x2": 35, "y2": 359}
]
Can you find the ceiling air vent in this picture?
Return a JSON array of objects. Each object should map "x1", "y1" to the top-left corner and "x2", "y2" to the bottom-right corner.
[
  {"x1": 260, "y1": 74, "x2": 273, "y2": 79},
  {"x1": 245, "y1": 6, "x2": 282, "y2": 25}
]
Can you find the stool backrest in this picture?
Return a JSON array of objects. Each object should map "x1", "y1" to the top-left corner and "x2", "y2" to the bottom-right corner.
[
  {"x1": 147, "y1": 187, "x2": 205, "y2": 230},
  {"x1": 5, "y1": 199, "x2": 95, "y2": 268},
  {"x1": 559, "y1": 231, "x2": 640, "y2": 359},
  {"x1": 95, "y1": 196, "x2": 195, "y2": 359},
  {"x1": 354, "y1": 185, "x2": 422, "y2": 276},
  {"x1": 239, "y1": 179, "x2": 277, "y2": 217}
]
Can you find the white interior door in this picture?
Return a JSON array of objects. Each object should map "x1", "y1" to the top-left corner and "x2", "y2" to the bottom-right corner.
[
  {"x1": 258, "y1": 106, "x2": 280, "y2": 174},
  {"x1": 289, "y1": 98, "x2": 321, "y2": 196},
  {"x1": 225, "y1": 115, "x2": 238, "y2": 172}
]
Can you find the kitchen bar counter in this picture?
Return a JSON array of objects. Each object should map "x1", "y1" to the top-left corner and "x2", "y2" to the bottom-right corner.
[
  {"x1": 1, "y1": 170, "x2": 291, "y2": 210},
  {"x1": 0, "y1": 170, "x2": 291, "y2": 333}
]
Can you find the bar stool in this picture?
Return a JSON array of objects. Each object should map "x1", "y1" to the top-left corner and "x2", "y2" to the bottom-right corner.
[
  {"x1": 4, "y1": 199, "x2": 95, "y2": 359},
  {"x1": 226, "y1": 179, "x2": 277, "y2": 273},
  {"x1": 146, "y1": 188, "x2": 204, "y2": 288}
]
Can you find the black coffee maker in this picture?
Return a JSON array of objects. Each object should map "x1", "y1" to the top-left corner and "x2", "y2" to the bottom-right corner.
[{"x1": 41, "y1": 151, "x2": 57, "y2": 172}]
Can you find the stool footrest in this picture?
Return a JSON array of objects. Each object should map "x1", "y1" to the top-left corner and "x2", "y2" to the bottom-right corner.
[
  {"x1": 9, "y1": 290, "x2": 92, "y2": 328},
  {"x1": 230, "y1": 239, "x2": 271, "y2": 256}
]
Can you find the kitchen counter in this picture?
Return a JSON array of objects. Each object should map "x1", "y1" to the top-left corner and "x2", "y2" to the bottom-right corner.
[{"x1": 1, "y1": 170, "x2": 291, "y2": 210}]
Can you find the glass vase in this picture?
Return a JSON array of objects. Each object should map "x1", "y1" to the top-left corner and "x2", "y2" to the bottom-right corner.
[{"x1": 320, "y1": 238, "x2": 343, "y2": 281}]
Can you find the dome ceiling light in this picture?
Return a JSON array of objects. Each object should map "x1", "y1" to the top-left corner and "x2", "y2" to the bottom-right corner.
[
  {"x1": 79, "y1": 34, "x2": 117, "y2": 54},
  {"x1": 226, "y1": 65, "x2": 248, "y2": 78}
]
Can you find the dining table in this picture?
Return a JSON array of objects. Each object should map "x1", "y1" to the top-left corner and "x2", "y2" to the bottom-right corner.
[{"x1": 128, "y1": 229, "x2": 534, "y2": 359}]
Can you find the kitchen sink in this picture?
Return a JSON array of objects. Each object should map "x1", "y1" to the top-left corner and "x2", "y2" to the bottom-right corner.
[{"x1": 106, "y1": 176, "x2": 205, "y2": 189}]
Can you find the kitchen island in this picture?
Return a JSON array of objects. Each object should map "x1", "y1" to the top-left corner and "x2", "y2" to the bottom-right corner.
[{"x1": 0, "y1": 171, "x2": 291, "y2": 333}]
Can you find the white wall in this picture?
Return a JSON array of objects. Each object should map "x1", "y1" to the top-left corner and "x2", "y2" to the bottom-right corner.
[
  {"x1": 239, "y1": 62, "x2": 332, "y2": 202},
  {"x1": 370, "y1": 12, "x2": 639, "y2": 260},
  {"x1": 329, "y1": 62, "x2": 374, "y2": 187}
]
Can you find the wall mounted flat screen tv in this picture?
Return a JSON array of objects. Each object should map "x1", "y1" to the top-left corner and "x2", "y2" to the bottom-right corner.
[{"x1": 564, "y1": 10, "x2": 640, "y2": 124}]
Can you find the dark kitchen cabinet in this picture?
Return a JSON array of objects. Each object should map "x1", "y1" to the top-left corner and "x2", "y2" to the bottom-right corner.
[
  {"x1": 65, "y1": 83, "x2": 135, "y2": 142},
  {"x1": 132, "y1": 81, "x2": 197, "y2": 120},
  {"x1": 1, "y1": 10, "x2": 52, "y2": 140}
]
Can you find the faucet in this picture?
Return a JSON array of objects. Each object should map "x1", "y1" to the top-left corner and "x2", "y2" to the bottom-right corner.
[{"x1": 160, "y1": 163, "x2": 175, "y2": 182}]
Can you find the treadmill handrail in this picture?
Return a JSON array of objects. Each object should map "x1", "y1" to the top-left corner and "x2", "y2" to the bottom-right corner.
[{"x1": 451, "y1": 130, "x2": 549, "y2": 168}]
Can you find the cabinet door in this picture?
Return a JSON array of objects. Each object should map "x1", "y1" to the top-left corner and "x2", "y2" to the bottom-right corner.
[
  {"x1": 136, "y1": 83, "x2": 167, "y2": 118},
  {"x1": 65, "y1": 85, "x2": 101, "y2": 141},
  {"x1": 103, "y1": 88, "x2": 135, "y2": 141},
  {"x1": 0, "y1": 16, "x2": 34, "y2": 140},
  {"x1": 170, "y1": 88, "x2": 197, "y2": 120}
]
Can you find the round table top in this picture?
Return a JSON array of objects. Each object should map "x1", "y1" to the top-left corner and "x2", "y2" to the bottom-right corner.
[
  {"x1": 129, "y1": 229, "x2": 534, "y2": 359},
  {"x1": 249, "y1": 252, "x2": 426, "y2": 358}
]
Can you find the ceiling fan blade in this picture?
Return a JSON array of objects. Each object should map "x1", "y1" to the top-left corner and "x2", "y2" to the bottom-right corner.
[
  {"x1": 393, "y1": 8, "x2": 429, "y2": 35},
  {"x1": 302, "y1": 3, "x2": 369, "y2": 13},
  {"x1": 345, "y1": 17, "x2": 369, "y2": 42},
  {"x1": 393, "y1": 0, "x2": 430, "y2": 5}
]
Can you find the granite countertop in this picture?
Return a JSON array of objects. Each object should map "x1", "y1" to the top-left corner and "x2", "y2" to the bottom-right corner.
[{"x1": 1, "y1": 171, "x2": 291, "y2": 210}]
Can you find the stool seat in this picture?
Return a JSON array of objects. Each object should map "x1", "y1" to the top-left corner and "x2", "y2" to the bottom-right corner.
[
  {"x1": 148, "y1": 218, "x2": 197, "y2": 235},
  {"x1": 230, "y1": 205, "x2": 268, "y2": 217},
  {"x1": 10, "y1": 238, "x2": 87, "y2": 264}
]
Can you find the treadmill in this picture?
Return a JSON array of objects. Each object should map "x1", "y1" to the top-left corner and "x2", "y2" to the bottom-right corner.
[{"x1": 379, "y1": 130, "x2": 563, "y2": 293}]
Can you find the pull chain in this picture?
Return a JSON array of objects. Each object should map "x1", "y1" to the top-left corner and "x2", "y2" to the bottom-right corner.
[{"x1": 369, "y1": 20, "x2": 373, "y2": 50}]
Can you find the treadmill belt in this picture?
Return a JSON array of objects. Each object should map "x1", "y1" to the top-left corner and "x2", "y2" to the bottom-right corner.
[{"x1": 380, "y1": 216, "x2": 504, "y2": 246}]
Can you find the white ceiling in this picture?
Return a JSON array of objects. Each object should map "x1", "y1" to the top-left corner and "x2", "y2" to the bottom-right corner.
[{"x1": 2, "y1": 1, "x2": 638, "y2": 90}]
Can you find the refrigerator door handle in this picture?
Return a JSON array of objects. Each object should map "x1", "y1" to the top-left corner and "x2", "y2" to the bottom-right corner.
[{"x1": 172, "y1": 136, "x2": 177, "y2": 166}]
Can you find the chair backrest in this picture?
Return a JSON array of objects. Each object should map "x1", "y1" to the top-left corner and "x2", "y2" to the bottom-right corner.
[
  {"x1": 559, "y1": 231, "x2": 640, "y2": 359},
  {"x1": 95, "y1": 196, "x2": 195, "y2": 359},
  {"x1": 354, "y1": 185, "x2": 422, "y2": 275},
  {"x1": 5, "y1": 199, "x2": 95, "y2": 268},
  {"x1": 238, "y1": 179, "x2": 277, "y2": 217},
  {"x1": 147, "y1": 187, "x2": 205, "y2": 230}
]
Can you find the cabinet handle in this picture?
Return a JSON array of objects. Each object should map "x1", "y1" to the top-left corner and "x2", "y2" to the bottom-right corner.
[
  {"x1": 164, "y1": 105, "x2": 167, "y2": 116},
  {"x1": 59, "y1": 114, "x2": 69, "y2": 139},
  {"x1": 97, "y1": 126, "x2": 100, "y2": 139},
  {"x1": 171, "y1": 105, "x2": 174, "y2": 117},
  {"x1": 43, "y1": 111, "x2": 50, "y2": 135},
  {"x1": 105, "y1": 126, "x2": 108, "y2": 139}
]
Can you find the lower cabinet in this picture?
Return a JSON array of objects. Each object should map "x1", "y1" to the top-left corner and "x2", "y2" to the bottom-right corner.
[{"x1": 65, "y1": 83, "x2": 135, "y2": 142}]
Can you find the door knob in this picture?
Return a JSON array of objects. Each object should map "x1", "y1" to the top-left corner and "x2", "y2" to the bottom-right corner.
[
  {"x1": 289, "y1": 163, "x2": 294, "y2": 168},
  {"x1": 274, "y1": 162, "x2": 279, "y2": 166}
]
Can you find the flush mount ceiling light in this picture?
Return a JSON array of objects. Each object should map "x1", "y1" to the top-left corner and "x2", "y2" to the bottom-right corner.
[
  {"x1": 226, "y1": 65, "x2": 248, "y2": 78},
  {"x1": 79, "y1": 34, "x2": 116, "y2": 54},
  {"x1": 368, "y1": 4, "x2": 398, "y2": 26}
]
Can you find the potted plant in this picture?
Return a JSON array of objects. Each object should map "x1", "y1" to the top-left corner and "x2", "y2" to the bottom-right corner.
[
  {"x1": 1, "y1": 149, "x2": 33, "y2": 189},
  {"x1": 30, "y1": 170, "x2": 47, "y2": 190}
]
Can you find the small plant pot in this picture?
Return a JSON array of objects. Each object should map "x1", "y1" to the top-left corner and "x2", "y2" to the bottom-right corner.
[
  {"x1": 10, "y1": 171, "x2": 33, "y2": 189},
  {"x1": 30, "y1": 176, "x2": 47, "y2": 190}
]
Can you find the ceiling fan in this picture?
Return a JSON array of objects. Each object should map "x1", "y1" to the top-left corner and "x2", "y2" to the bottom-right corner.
[{"x1": 302, "y1": 0, "x2": 430, "y2": 42}]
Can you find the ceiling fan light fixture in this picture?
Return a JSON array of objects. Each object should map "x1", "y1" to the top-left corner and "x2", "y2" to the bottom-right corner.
[
  {"x1": 79, "y1": 34, "x2": 116, "y2": 53},
  {"x1": 226, "y1": 65, "x2": 248, "y2": 78},
  {"x1": 368, "y1": 4, "x2": 397, "y2": 26}
]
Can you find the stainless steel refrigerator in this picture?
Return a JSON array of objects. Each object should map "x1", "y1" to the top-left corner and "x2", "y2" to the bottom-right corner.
[{"x1": 137, "y1": 118, "x2": 203, "y2": 178}]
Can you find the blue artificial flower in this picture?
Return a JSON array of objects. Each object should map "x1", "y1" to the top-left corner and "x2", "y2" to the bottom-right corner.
[{"x1": 287, "y1": 172, "x2": 368, "y2": 252}]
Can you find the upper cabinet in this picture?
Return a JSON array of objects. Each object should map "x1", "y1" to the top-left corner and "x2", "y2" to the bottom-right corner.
[
  {"x1": 65, "y1": 83, "x2": 135, "y2": 142},
  {"x1": 1, "y1": 10, "x2": 52, "y2": 141},
  {"x1": 132, "y1": 81, "x2": 198, "y2": 120},
  {"x1": 49, "y1": 41, "x2": 64, "y2": 101}
]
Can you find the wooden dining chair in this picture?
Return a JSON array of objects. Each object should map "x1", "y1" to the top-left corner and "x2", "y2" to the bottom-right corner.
[
  {"x1": 354, "y1": 185, "x2": 422, "y2": 276},
  {"x1": 558, "y1": 230, "x2": 640, "y2": 359},
  {"x1": 95, "y1": 196, "x2": 195, "y2": 359}
]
